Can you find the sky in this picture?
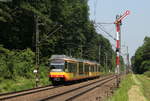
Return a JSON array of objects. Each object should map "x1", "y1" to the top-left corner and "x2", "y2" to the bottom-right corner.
[{"x1": 88, "y1": 0, "x2": 150, "y2": 58}]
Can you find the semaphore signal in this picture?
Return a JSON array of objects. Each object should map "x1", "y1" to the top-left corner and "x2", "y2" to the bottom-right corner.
[{"x1": 114, "y1": 10, "x2": 130, "y2": 74}]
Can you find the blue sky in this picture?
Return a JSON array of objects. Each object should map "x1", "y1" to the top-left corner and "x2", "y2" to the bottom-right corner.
[{"x1": 88, "y1": 0, "x2": 150, "y2": 58}]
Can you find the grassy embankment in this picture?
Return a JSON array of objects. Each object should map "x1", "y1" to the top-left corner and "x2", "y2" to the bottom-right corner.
[
  {"x1": 0, "y1": 72, "x2": 112, "y2": 93},
  {"x1": 107, "y1": 74, "x2": 135, "y2": 101},
  {"x1": 0, "y1": 77, "x2": 50, "y2": 93},
  {"x1": 136, "y1": 75, "x2": 150, "y2": 100},
  {"x1": 107, "y1": 74, "x2": 150, "y2": 101}
]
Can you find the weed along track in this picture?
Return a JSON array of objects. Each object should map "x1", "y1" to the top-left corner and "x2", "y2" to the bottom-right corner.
[{"x1": 0, "y1": 75, "x2": 117, "y2": 101}]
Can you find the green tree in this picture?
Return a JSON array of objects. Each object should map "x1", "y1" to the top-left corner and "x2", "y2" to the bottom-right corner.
[
  {"x1": 132, "y1": 36, "x2": 150, "y2": 74},
  {"x1": 0, "y1": 0, "x2": 116, "y2": 73}
]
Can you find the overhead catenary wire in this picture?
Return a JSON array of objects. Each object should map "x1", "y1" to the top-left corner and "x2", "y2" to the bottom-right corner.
[
  {"x1": 96, "y1": 27, "x2": 114, "y2": 44},
  {"x1": 92, "y1": 0, "x2": 116, "y2": 42},
  {"x1": 47, "y1": 25, "x2": 63, "y2": 37},
  {"x1": 96, "y1": 24, "x2": 116, "y2": 41},
  {"x1": 40, "y1": 25, "x2": 63, "y2": 43},
  {"x1": 97, "y1": 22, "x2": 114, "y2": 25},
  {"x1": 94, "y1": 0, "x2": 98, "y2": 21}
]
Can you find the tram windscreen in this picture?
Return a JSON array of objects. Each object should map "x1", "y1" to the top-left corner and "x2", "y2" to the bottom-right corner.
[
  {"x1": 50, "y1": 59, "x2": 65, "y2": 71},
  {"x1": 50, "y1": 63, "x2": 64, "y2": 69}
]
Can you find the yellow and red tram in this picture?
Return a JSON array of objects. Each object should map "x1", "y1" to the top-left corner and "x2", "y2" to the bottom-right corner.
[{"x1": 48, "y1": 55, "x2": 101, "y2": 85}]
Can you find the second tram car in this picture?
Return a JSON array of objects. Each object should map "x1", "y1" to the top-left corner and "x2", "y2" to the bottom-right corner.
[{"x1": 49, "y1": 55, "x2": 101, "y2": 85}]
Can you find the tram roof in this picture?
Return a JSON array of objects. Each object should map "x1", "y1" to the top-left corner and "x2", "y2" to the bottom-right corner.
[
  {"x1": 50, "y1": 55, "x2": 99, "y2": 64},
  {"x1": 50, "y1": 55, "x2": 77, "y2": 61}
]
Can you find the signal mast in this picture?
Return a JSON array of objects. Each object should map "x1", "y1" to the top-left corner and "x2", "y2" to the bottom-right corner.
[{"x1": 114, "y1": 10, "x2": 130, "y2": 74}]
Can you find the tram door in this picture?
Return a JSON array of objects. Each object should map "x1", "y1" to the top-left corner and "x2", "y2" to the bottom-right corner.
[
  {"x1": 67, "y1": 61, "x2": 78, "y2": 78},
  {"x1": 85, "y1": 63, "x2": 89, "y2": 76},
  {"x1": 79, "y1": 62, "x2": 84, "y2": 76}
]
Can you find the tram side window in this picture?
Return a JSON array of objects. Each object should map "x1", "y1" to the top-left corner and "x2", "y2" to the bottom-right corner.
[
  {"x1": 74, "y1": 63, "x2": 77, "y2": 72},
  {"x1": 91, "y1": 65, "x2": 94, "y2": 72},
  {"x1": 97, "y1": 65, "x2": 100, "y2": 72},
  {"x1": 96, "y1": 65, "x2": 97, "y2": 72},
  {"x1": 89, "y1": 65, "x2": 91, "y2": 72},
  {"x1": 68, "y1": 62, "x2": 77, "y2": 72},
  {"x1": 65, "y1": 61, "x2": 68, "y2": 72},
  {"x1": 94, "y1": 65, "x2": 96, "y2": 72},
  {"x1": 79, "y1": 62, "x2": 84, "y2": 74},
  {"x1": 92, "y1": 66, "x2": 94, "y2": 72},
  {"x1": 85, "y1": 64, "x2": 89, "y2": 72}
]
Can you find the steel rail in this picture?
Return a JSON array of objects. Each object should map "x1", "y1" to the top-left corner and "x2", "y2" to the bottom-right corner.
[
  {"x1": 66, "y1": 77, "x2": 116, "y2": 101},
  {"x1": 0, "y1": 85, "x2": 51, "y2": 96},
  {"x1": 0, "y1": 85, "x2": 62, "y2": 100},
  {"x1": 39, "y1": 75, "x2": 115, "y2": 101},
  {"x1": 0, "y1": 74, "x2": 115, "y2": 101}
]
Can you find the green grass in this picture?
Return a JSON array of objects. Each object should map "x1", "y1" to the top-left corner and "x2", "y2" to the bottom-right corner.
[
  {"x1": 107, "y1": 74, "x2": 135, "y2": 101},
  {"x1": 0, "y1": 77, "x2": 50, "y2": 93},
  {"x1": 107, "y1": 74, "x2": 150, "y2": 101},
  {"x1": 136, "y1": 75, "x2": 150, "y2": 100},
  {"x1": 143, "y1": 71, "x2": 150, "y2": 78}
]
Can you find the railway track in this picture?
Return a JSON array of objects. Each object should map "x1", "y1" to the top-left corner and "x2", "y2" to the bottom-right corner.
[
  {"x1": 0, "y1": 74, "x2": 117, "y2": 101},
  {"x1": 39, "y1": 75, "x2": 116, "y2": 101},
  {"x1": 0, "y1": 85, "x2": 61, "y2": 101}
]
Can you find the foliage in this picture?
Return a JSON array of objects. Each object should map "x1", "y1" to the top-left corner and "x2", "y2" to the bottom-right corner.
[
  {"x1": 143, "y1": 71, "x2": 150, "y2": 78},
  {"x1": 0, "y1": 46, "x2": 49, "y2": 93},
  {"x1": 0, "y1": 46, "x2": 35, "y2": 79},
  {"x1": 0, "y1": 77, "x2": 49, "y2": 93},
  {"x1": 0, "y1": 0, "x2": 116, "y2": 70},
  {"x1": 132, "y1": 36, "x2": 150, "y2": 74}
]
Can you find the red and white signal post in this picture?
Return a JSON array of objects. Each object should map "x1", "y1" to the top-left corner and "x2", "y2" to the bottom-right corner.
[{"x1": 114, "y1": 10, "x2": 130, "y2": 74}]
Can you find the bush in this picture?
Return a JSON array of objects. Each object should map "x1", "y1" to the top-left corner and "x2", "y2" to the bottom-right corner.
[
  {"x1": 0, "y1": 46, "x2": 50, "y2": 93},
  {"x1": 144, "y1": 71, "x2": 150, "y2": 78},
  {"x1": 0, "y1": 46, "x2": 35, "y2": 79}
]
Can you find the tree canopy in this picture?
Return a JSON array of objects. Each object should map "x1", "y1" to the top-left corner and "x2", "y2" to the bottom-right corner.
[
  {"x1": 132, "y1": 36, "x2": 150, "y2": 74},
  {"x1": 0, "y1": 0, "x2": 118, "y2": 74}
]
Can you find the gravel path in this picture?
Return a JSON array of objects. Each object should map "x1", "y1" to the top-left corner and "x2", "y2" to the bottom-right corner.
[{"x1": 128, "y1": 74, "x2": 147, "y2": 101}]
